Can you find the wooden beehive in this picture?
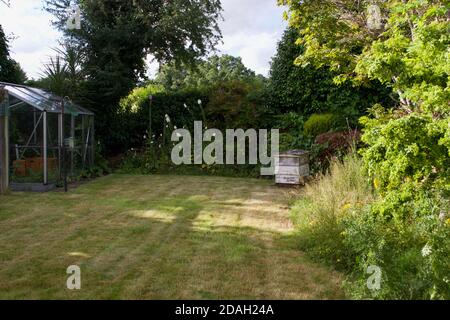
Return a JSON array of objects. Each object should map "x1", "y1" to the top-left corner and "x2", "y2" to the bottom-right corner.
[{"x1": 275, "y1": 150, "x2": 310, "y2": 185}]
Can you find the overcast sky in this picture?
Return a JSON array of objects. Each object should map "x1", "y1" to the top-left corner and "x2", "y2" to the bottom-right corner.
[{"x1": 0, "y1": 0, "x2": 287, "y2": 79}]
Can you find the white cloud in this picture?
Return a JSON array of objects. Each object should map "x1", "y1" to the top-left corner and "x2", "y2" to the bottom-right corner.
[
  {"x1": 219, "y1": 31, "x2": 281, "y2": 75},
  {"x1": 0, "y1": 1, "x2": 61, "y2": 79},
  {"x1": 218, "y1": 0, "x2": 287, "y2": 75},
  {"x1": 1, "y1": 0, "x2": 287, "y2": 79}
]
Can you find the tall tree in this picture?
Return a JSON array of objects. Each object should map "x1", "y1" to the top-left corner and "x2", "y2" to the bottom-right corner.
[
  {"x1": 279, "y1": 0, "x2": 388, "y2": 78},
  {"x1": 156, "y1": 54, "x2": 258, "y2": 91},
  {"x1": 280, "y1": 0, "x2": 450, "y2": 299},
  {"x1": 279, "y1": 0, "x2": 449, "y2": 113},
  {"x1": 267, "y1": 27, "x2": 391, "y2": 120},
  {"x1": 0, "y1": 25, "x2": 27, "y2": 84},
  {"x1": 44, "y1": 0, "x2": 223, "y2": 153}
]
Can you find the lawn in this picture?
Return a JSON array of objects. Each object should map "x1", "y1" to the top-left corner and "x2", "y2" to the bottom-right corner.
[{"x1": 0, "y1": 174, "x2": 343, "y2": 299}]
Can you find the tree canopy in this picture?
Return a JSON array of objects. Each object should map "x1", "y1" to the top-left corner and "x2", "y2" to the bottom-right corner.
[
  {"x1": 156, "y1": 54, "x2": 259, "y2": 91},
  {"x1": 356, "y1": 0, "x2": 449, "y2": 114},
  {"x1": 44, "y1": 0, "x2": 223, "y2": 98},
  {"x1": 0, "y1": 24, "x2": 27, "y2": 84},
  {"x1": 267, "y1": 27, "x2": 391, "y2": 121},
  {"x1": 279, "y1": 0, "x2": 388, "y2": 76},
  {"x1": 280, "y1": 0, "x2": 449, "y2": 114},
  {"x1": 43, "y1": 0, "x2": 223, "y2": 154}
]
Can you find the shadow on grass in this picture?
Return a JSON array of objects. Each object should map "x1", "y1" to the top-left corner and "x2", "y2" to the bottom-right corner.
[{"x1": 0, "y1": 176, "x2": 344, "y2": 299}]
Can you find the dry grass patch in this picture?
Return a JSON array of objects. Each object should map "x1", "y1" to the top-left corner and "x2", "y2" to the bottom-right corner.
[{"x1": 0, "y1": 174, "x2": 344, "y2": 299}]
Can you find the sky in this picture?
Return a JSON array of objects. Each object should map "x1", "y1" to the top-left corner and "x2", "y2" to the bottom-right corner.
[{"x1": 0, "y1": 0, "x2": 287, "y2": 79}]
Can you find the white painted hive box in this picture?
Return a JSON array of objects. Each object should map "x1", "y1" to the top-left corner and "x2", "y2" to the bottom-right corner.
[{"x1": 275, "y1": 150, "x2": 310, "y2": 185}]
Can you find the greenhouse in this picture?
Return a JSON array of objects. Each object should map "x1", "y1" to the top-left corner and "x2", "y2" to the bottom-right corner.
[{"x1": 0, "y1": 82, "x2": 95, "y2": 192}]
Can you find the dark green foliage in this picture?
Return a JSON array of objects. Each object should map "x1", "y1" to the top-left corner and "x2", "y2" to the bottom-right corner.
[
  {"x1": 40, "y1": 56, "x2": 68, "y2": 95},
  {"x1": 360, "y1": 107, "x2": 450, "y2": 221},
  {"x1": 205, "y1": 79, "x2": 270, "y2": 130},
  {"x1": 342, "y1": 192, "x2": 450, "y2": 300},
  {"x1": 268, "y1": 28, "x2": 330, "y2": 115},
  {"x1": 276, "y1": 112, "x2": 311, "y2": 151},
  {"x1": 154, "y1": 54, "x2": 271, "y2": 130},
  {"x1": 283, "y1": 0, "x2": 450, "y2": 300},
  {"x1": 78, "y1": 149, "x2": 111, "y2": 179},
  {"x1": 117, "y1": 84, "x2": 265, "y2": 178},
  {"x1": 28, "y1": 44, "x2": 85, "y2": 105},
  {"x1": 156, "y1": 54, "x2": 259, "y2": 91},
  {"x1": 0, "y1": 25, "x2": 27, "y2": 84},
  {"x1": 116, "y1": 75, "x2": 271, "y2": 177},
  {"x1": 267, "y1": 28, "x2": 391, "y2": 124},
  {"x1": 116, "y1": 52, "x2": 271, "y2": 154},
  {"x1": 118, "y1": 148, "x2": 261, "y2": 178},
  {"x1": 303, "y1": 113, "x2": 337, "y2": 137},
  {"x1": 117, "y1": 78, "x2": 270, "y2": 152},
  {"x1": 118, "y1": 87, "x2": 209, "y2": 151},
  {"x1": 44, "y1": 0, "x2": 223, "y2": 155}
]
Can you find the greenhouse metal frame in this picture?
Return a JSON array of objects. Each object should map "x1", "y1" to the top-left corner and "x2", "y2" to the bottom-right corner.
[{"x1": 0, "y1": 82, "x2": 95, "y2": 192}]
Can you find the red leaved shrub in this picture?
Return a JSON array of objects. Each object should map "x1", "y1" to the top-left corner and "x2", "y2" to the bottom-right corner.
[{"x1": 314, "y1": 129, "x2": 361, "y2": 163}]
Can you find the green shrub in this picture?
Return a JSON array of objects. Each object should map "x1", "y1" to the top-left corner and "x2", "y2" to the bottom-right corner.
[
  {"x1": 115, "y1": 79, "x2": 271, "y2": 155},
  {"x1": 286, "y1": 0, "x2": 450, "y2": 299},
  {"x1": 276, "y1": 112, "x2": 312, "y2": 151},
  {"x1": 291, "y1": 153, "x2": 450, "y2": 299},
  {"x1": 342, "y1": 193, "x2": 450, "y2": 300},
  {"x1": 342, "y1": 106, "x2": 450, "y2": 299},
  {"x1": 360, "y1": 106, "x2": 450, "y2": 200},
  {"x1": 205, "y1": 79, "x2": 269, "y2": 130},
  {"x1": 303, "y1": 113, "x2": 337, "y2": 137},
  {"x1": 116, "y1": 87, "x2": 209, "y2": 153},
  {"x1": 117, "y1": 149, "x2": 261, "y2": 178},
  {"x1": 116, "y1": 132, "x2": 262, "y2": 178},
  {"x1": 267, "y1": 28, "x2": 392, "y2": 118}
]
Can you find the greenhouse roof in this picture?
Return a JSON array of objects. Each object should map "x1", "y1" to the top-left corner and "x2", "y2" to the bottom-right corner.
[{"x1": 0, "y1": 81, "x2": 94, "y2": 116}]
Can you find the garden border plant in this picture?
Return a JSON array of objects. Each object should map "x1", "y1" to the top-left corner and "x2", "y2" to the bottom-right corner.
[{"x1": 283, "y1": 0, "x2": 450, "y2": 299}]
